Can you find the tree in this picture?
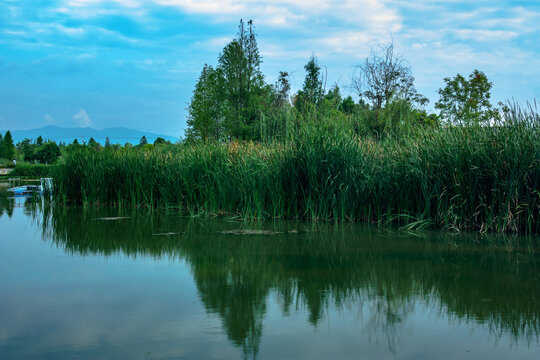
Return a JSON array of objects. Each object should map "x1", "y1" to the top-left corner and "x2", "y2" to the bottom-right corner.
[
  {"x1": 154, "y1": 137, "x2": 167, "y2": 145},
  {"x1": 302, "y1": 55, "x2": 324, "y2": 106},
  {"x1": 35, "y1": 141, "x2": 61, "y2": 164},
  {"x1": 139, "y1": 136, "x2": 147, "y2": 145},
  {"x1": 295, "y1": 56, "x2": 324, "y2": 115},
  {"x1": 88, "y1": 137, "x2": 100, "y2": 149},
  {"x1": 353, "y1": 43, "x2": 425, "y2": 110},
  {"x1": 0, "y1": 130, "x2": 15, "y2": 159},
  {"x1": 36, "y1": 136, "x2": 43, "y2": 146},
  {"x1": 274, "y1": 71, "x2": 291, "y2": 106},
  {"x1": 105, "y1": 137, "x2": 111, "y2": 147},
  {"x1": 186, "y1": 64, "x2": 225, "y2": 142},
  {"x1": 186, "y1": 19, "x2": 265, "y2": 141},
  {"x1": 218, "y1": 20, "x2": 265, "y2": 140},
  {"x1": 435, "y1": 69, "x2": 494, "y2": 125},
  {"x1": 340, "y1": 96, "x2": 356, "y2": 115},
  {"x1": 17, "y1": 138, "x2": 35, "y2": 161}
]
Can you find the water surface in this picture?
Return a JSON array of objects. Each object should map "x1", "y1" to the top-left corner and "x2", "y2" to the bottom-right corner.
[{"x1": 1, "y1": 192, "x2": 539, "y2": 359}]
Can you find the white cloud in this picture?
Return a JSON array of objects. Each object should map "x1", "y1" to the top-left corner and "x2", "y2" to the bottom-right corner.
[
  {"x1": 51, "y1": 24, "x2": 85, "y2": 36},
  {"x1": 44, "y1": 114, "x2": 55, "y2": 124},
  {"x1": 454, "y1": 29, "x2": 519, "y2": 42},
  {"x1": 72, "y1": 109, "x2": 92, "y2": 127}
]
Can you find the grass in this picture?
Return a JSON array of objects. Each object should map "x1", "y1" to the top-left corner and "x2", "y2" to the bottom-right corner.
[
  {"x1": 6, "y1": 163, "x2": 52, "y2": 178},
  {"x1": 51, "y1": 106, "x2": 540, "y2": 233}
]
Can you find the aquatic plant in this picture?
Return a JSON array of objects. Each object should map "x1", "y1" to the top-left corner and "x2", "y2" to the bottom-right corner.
[{"x1": 52, "y1": 105, "x2": 539, "y2": 233}]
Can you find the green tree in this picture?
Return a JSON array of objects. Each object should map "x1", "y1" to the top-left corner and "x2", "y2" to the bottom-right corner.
[
  {"x1": 186, "y1": 64, "x2": 225, "y2": 142},
  {"x1": 139, "y1": 136, "x2": 147, "y2": 145},
  {"x1": 186, "y1": 19, "x2": 265, "y2": 141},
  {"x1": 88, "y1": 137, "x2": 100, "y2": 149},
  {"x1": 35, "y1": 141, "x2": 61, "y2": 164},
  {"x1": 36, "y1": 136, "x2": 43, "y2": 146},
  {"x1": 0, "y1": 130, "x2": 15, "y2": 159},
  {"x1": 153, "y1": 137, "x2": 167, "y2": 145},
  {"x1": 218, "y1": 20, "x2": 265, "y2": 140},
  {"x1": 295, "y1": 55, "x2": 324, "y2": 115},
  {"x1": 302, "y1": 55, "x2": 324, "y2": 106},
  {"x1": 340, "y1": 96, "x2": 356, "y2": 115},
  {"x1": 17, "y1": 138, "x2": 35, "y2": 161},
  {"x1": 105, "y1": 137, "x2": 111, "y2": 147},
  {"x1": 435, "y1": 69, "x2": 494, "y2": 124},
  {"x1": 274, "y1": 71, "x2": 291, "y2": 106}
]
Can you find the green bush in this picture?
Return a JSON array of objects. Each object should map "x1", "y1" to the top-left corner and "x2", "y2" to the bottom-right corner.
[{"x1": 10, "y1": 163, "x2": 52, "y2": 177}]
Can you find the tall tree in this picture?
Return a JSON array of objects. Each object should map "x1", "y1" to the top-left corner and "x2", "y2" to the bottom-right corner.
[
  {"x1": 35, "y1": 141, "x2": 61, "y2": 164},
  {"x1": 294, "y1": 55, "x2": 324, "y2": 116},
  {"x1": 353, "y1": 43, "x2": 425, "y2": 110},
  {"x1": 274, "y1": 71, "x2": 291, "y2": 106},
  {"x1": 186, "y1": 64, "x2": 225, "y2": 142},
  {"x1": 17, "y1": 138, "x2": 35, "y2": 161},
  {"x1": 435, "y1": 69, "x2": 494, "y2": 124},
  {"x1": 302, "y1": 55, "x2": 324, "y2": 106},
  {"x1": 218, "y1": 19, "x2": 264, "y2": 139},
  {"x1": 0, "y1": 130, "x2": 15, "y2": 159},
  {"x1": 186, "y1": 20, "x2": 265, "y2": 141}
]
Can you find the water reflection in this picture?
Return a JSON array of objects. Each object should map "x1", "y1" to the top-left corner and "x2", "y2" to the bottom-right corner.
[
  {"x1": 22, "y1": 204, "x2": 537, "y2": 357},
  {"x1": 1, "y1": 197, "x2": 539, "y2": 359}
]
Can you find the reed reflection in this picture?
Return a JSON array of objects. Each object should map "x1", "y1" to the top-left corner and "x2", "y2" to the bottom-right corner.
[{"x1": 34, "y1": 205, "x2": 540, "y2": 358}]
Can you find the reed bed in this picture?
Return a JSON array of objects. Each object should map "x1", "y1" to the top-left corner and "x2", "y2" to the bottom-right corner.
[{"x1": 52, "y1": 108, "x2": 539, "y2": 233}]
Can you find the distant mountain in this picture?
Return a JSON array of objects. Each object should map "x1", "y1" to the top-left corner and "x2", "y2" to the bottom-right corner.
[{"x1": 4, "y1": 126, "x2": 180, "y2": 145}]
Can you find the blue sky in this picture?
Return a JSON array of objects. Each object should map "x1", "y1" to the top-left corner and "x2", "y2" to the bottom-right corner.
[{"x1": 1, "y1": 0, "x2": 539, "y2": 137}]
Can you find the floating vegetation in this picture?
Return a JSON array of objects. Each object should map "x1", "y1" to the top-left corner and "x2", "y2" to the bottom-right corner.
[
  {"x1": 152, "y1": 232, "x2": 184, "y2": 236},
  {"x1": 219, "y1": 229, "x2": 283, "y2": 236},
  {"x1": 90, "y1": 216, "x2": 131, "y2": 221}
]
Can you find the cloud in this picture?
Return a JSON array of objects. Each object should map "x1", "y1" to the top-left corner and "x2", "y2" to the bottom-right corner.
[
  {"x1": 44, "y1": 114, "x2": 55, "y2": 124},
  {"x1": 72, "y1": 109, "x2": 92, "y2": 127},
  {"x1": 454, "y1": 29, "x2": 519, "y2": 42}
]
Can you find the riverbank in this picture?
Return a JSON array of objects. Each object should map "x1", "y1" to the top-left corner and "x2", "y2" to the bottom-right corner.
[{"x1": 51, "y1": 114, "x2": 539, "y2": 234}]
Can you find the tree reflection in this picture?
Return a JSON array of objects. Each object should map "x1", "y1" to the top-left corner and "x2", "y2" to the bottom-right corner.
[{"x1": 31, "y1": 205, "x2": 540, "y2": 357}]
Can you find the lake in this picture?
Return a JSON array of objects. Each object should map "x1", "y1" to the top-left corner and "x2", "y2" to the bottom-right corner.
[{"x1": 1, "y1": 191, "x2": 539, "y2": 359}]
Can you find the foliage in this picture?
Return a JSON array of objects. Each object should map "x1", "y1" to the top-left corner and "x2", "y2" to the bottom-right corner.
[
  {"x1": 435, "y1": 69, "x2": 494, "y2": 124},
  {"x1": 0, "y1": 130, "x2": 15, "y2": 160},
  {"x1": 53, "y1": 104, "x2": 539, "y2": 233},
  {"x1": 10, "y1": 163, "x2": 51, "y2": 177},
  {"x1": 186, "y1": 19, "x2": 271, "y2": 142},
  {"x1": 185, "y1": 26, "x2": 437, "y2": 143},
  {"x1": 295, "y1": 55, "x2": 324, "y2": 115},
  {"x1": 186, "y1": 64, "x2": 225, "y2": 142},
  {"x1": 353, "y1": 43, "x2": 427, "y2": 110},
  {"x1": 34, "y1": 141, "x2": 61, "y2": 164},
  {"x1": 17, "y1": 138, "x2": 36, "y2": 161},
  {"x1": 154, "y1": 137, "x2": 167, "y2": 145}
]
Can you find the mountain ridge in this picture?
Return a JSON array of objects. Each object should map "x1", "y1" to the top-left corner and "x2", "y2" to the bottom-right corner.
[{"x1": 1, "y1": 125, "x2": 180, "y2": 145}]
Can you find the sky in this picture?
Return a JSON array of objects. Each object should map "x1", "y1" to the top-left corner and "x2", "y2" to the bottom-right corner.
[{"x1": 0, "y1": 0, "x2": 539, "y2": 137}]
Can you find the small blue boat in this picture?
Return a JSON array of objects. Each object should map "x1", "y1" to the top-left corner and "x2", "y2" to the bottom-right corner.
[{"x1": 7, "y1": 184, "x2": 43, "y2": 196}]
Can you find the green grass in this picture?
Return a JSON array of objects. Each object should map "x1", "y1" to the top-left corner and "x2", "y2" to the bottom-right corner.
[
  {"x1": 8, "y1": 163, "x2": 52, "y2": 178},
  {"x1": 51, "y1": 106, "x2": 540, "y2": 233}
]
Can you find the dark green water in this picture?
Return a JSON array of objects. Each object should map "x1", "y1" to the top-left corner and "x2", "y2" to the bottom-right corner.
[{"x1": 1, "y1": 191, "x2": 539, "y2": 359}]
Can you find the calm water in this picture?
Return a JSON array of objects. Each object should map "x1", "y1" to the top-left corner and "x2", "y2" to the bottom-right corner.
[{"x1": 1, "y1": 190, "x2": 539, "y2": 359}]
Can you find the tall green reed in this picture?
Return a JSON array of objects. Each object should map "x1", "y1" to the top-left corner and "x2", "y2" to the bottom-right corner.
[{"x1": 51, "y1": 105, "x2": 539, "y2": 233}]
